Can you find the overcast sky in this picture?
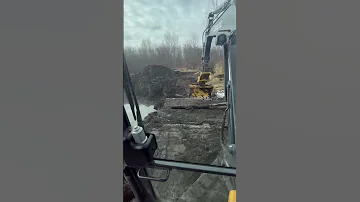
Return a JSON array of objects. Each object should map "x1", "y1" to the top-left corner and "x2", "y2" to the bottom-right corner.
[{"x1": 124, "y1": 0, "x2": 225, "y2": 47}]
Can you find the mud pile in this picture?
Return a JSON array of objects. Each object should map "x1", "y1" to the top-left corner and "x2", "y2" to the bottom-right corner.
[{"x1": 131, "y1": 65, "x2": 190, "y2": 103}]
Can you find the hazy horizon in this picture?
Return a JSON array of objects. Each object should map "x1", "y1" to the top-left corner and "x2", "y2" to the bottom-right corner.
[{"x1": 124, "y1": 0, "x2": 227, "y2": 48}]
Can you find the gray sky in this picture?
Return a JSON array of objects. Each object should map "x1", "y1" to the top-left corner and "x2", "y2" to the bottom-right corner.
[{"x1": 124, "y1": 0, "x2": 225, "y2": 47}]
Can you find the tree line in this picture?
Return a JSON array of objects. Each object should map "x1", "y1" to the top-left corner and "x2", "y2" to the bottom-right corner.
[{"x1": 124, "y1": 31, "x2": 224, "y2": 73}]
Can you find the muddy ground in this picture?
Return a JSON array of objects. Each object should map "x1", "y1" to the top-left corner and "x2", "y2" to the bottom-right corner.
[
  {"x1": 142, "y1": 98, "x2": 235, "y2": 202},
  {"x1": 124, "y1": 65, "x2": 235, "y2": 202}
]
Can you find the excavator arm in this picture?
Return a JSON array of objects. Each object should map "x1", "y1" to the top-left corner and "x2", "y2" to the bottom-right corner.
[
  {"x1": 190, "y1": 0, "x2": 236, "y2": 99},
  {"x1": 202, "y1": 0, "x2": 235, "y2": 70}
]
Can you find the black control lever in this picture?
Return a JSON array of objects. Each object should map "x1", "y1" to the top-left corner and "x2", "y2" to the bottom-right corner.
[{"x1": 124, "y1": 125, "x2": 173, "y2": 182}]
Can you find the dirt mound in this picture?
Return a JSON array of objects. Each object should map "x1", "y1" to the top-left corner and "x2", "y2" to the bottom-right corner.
[{"x1": 131, "y1": 65, "x2": 190, "y2": 103}]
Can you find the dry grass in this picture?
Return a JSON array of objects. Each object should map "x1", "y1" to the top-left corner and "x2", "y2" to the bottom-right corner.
[
  {"x1": 179, "y1": 62, "x2": 225, "y2": 92},
  {"x1": 213, "y1": 62, "x2": 224, "y2": 75},
  {"x1": 208, "y1": 62, "x2": 225, "y2": 92}
]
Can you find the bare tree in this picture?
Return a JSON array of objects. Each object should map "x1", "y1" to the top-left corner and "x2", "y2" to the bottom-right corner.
[
  {"x1": 155, "y1": 44, "x2": 171, "y2": 67},
  {"x1": 124, "y1": 30, "x2": 224, "y2": 73},
  {"x1": 209, "y1": 0, "x2": 220, "y2": 10},
  {"x1": 162, "y1": 31, "x2": 181, "y2": 69},
  {"x1": 209, "y1": 0, "x2": 228, "y2": 10},
  {"x1": 182, "y1": 33, "x2": 202, "y2": 70},
  {"x1": 190, "y1": 33, "x2": 199, "y2": 47}
]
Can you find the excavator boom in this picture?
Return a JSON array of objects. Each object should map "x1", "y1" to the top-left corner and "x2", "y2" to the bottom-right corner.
[{"x1": 189, "y1": 0, "x2": 236, "y2": 99}]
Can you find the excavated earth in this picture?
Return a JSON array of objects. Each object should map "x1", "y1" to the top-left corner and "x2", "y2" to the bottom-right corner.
[
  {"x1": 125, "y1": 65, "x2": 235, "y2": 202},
  {"x1": 143, "y1": 99, "x2": 235, "y2": 202},
  {"x1": 130, "y1": 65, "x2": 197, "y2": 104}
]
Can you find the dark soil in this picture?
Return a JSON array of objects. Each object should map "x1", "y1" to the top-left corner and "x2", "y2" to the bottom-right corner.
[
  {"x1": 123, "y1": 179, "x2": 135, "y2": 202},
  {"x1": 141, "y1": 98, "x2": 234, "y2": 202},
  {"x1": 124, "y1": 65, "x2": 234, "y2": 201},
  {"x1": 130, "y1": 65, "x2": 196, "y2": 105}
]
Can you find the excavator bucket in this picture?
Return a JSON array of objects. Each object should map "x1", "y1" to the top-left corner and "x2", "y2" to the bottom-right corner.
[
  {"x1": 189, "y1": 84, "x2": 214, "y2": 98},
  {"x1": 189, "y1": 72, "x2": 213, "y2": 98},
  {"x1": 197, "y1": 72, "x2": 211, "y2": 85}
]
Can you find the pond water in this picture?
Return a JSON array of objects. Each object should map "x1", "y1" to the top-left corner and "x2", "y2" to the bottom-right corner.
[{"x1": 124, "y1": 104, "x2": 156, "y2": 126}]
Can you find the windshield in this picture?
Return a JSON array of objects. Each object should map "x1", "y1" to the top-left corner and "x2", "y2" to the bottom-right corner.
[{"x1": 124, "y1": 0, "x2": 236, "y2": 201}]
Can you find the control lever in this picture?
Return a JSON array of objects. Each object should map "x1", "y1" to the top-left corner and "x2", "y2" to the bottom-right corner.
[
  {"x1": 123, "y1": 126, "x2": 158, "y2": 168},
  {"x1": 124, "y1": 125, "x2": 172, "y2": 182},
  {"x1": 137, "y1": 166, "x2": 171, "y2": 182}
]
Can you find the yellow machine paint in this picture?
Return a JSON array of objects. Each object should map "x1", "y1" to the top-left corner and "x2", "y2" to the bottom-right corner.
[
  {"x1": 189, "y1": 72, "x2": 214, "y2": 98},
  {"x1": 228, "y1": 190, "x2": 236, "y2": 202}
]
